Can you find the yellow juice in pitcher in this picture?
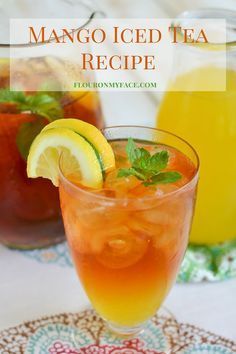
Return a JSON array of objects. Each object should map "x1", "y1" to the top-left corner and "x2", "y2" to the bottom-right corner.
[{"x1": 157, "y1": 67, "x2": 236, "y2": 244}]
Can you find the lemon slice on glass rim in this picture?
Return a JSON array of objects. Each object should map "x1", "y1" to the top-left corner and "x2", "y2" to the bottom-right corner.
[
  {"x1": 27, "y1": 119, "x2": 115, "y2": 188},
  {"x1": 42, "y1": 118, "x2": 115, "y2": 172}
]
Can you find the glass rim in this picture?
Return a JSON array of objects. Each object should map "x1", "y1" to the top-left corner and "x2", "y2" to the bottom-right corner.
[
  {"x1": 0, "y1": 2, "x2": 105, "y2": 47},
  {"x1": 58, "y1": 125, "x2": 200, "y2": 203},
  {"x1": 173, "y1": 8, "x2": 236, "y2": 48}
]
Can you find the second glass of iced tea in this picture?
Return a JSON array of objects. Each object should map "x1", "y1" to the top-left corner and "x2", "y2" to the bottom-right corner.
[
  {"x1": 59, "y1": 126, "x2": 199, "y2": 336},
  {"x1": 0, "y1": 0, "x2": 104, "y2": 249}
]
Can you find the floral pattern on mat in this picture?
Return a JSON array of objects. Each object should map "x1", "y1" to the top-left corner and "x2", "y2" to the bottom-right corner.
[
  {"x1": 178, "y1": 241, "x2": 236, "y2": 282},
  {"x1": 16, "y1": 240, "x2": 236, "y2": 283},
  {"x1": 16, "y1": 242, "x2": 73, "y2": 268},
  {"x1": 0, "y1": 310, "x2": 235, "y2": 354}
]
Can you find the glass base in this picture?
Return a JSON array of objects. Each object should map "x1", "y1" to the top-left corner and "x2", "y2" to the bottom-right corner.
[
  {"x1": 69, "y1": 307, "x2": 173, "y2": 352},
  {"x1": 107, "y1": 321, "x2": 146, "y2": 337}
]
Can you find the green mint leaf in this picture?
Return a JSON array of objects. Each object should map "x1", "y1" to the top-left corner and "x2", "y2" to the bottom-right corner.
[
  {"x1": 149, "y1": 150, "x2": 169, "y2": 171},
  {"x1": 126, "y1": 138, "x2": 138, "y2": 163},
  {"x1": 144, "y1": 171, "x2": 182, "y2": 186},
  {"x1": 24, "y1": 93, "x2": 63, "y2": 122},
  {"x1": 132, "y1": 148, "x2": 150, "y2": 170},
  {"x1": 135, "y1": 147, "x2": 150, "y2": 161},
  {"x1": 126, "y1": 138, "x2": 151, "y2": 164},
  {"x1": 117, "y1": 168, "x2": 146, "y2": 181},
  {"x1": 0, "y1": 89, "x2": 64, "y2": 159},
  {"x1": 118, "y1": 138, "x2": 182, "y2": 187},
  {"x1": 0, "y1": 89, "x2": 63, "y2": 122},
  {"x1": 0, "y1": 89, "x2": 27, "y2": 105},
  {"x1": 16, "y1": 118, "x2": 45, "y2": 160}
]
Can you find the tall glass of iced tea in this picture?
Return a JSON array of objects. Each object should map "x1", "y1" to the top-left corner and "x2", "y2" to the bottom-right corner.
[
  {"x1": 59, "y1": 126, "x2": 199, "y2": 335},
  {"x1": 0, "y1": 0, "x2": 104, "y2": 248}
]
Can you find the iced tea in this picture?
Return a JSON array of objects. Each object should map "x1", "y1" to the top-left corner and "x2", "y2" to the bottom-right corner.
[
  {"x1": 59, "y1": 127, "x2": 198, "y2": 332},
  {"x1": 0, "y1": 57, "x2": 103, "y2": 248}
]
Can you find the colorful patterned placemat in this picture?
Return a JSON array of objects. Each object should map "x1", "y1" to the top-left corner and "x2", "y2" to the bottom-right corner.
[
  {"x1": 0, "y1": 309, "x2": 235, "y2": 354},
  {"x1": 15, "y1": 240, "x2": 236, "y2": 283},
  {"x1": 178, "y1": 240, "x2": 236, "y2": 282}
]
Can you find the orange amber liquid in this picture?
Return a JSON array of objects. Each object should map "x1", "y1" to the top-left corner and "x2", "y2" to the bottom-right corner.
[
  {"x1": 0, "y1": 57, "x2": 103, "y2": 248},
  {"x1": 60, "y1": 140, "x2": 197, "y2": 327}
]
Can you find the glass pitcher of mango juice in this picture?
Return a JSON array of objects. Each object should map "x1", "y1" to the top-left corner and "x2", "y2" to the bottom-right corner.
[{"x1": 157, "y1": 9, "x2": 236, "y2": 244}]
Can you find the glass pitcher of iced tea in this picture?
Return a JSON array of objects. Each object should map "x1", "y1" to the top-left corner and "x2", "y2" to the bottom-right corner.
[
  {"x1": 0, "y1": 0, "x2": 104, "y2": 249},
  {"x1": 157, "y1": 9, "x2": 236, "y2": 245}
]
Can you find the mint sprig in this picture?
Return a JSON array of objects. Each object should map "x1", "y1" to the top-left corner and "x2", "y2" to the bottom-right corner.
[
  {"x1": 0, "y1": 89, "x2": 63, "y2": 160},
  {"x1": 117, "y1": 138, "x2": 182, "y2": 186},
  {"x1": 0, "y1": 89, "x2": 63, "y2": 122}
]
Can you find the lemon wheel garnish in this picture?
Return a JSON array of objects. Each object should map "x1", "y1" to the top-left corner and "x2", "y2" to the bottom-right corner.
[
  {"x1": 27, "y1": 127, "x2": 103, "y2": 188},
  {"x1": 42, "y1": 119, "x2": 115, "y2": 172}
]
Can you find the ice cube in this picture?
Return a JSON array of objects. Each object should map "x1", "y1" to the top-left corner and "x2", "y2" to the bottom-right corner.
[
  {"x1": 105, "y1": 170, "x2": 141, "y2": 198},
  {"x1": 95, "y1": 226, "x2": 149, "y2": 269}
]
